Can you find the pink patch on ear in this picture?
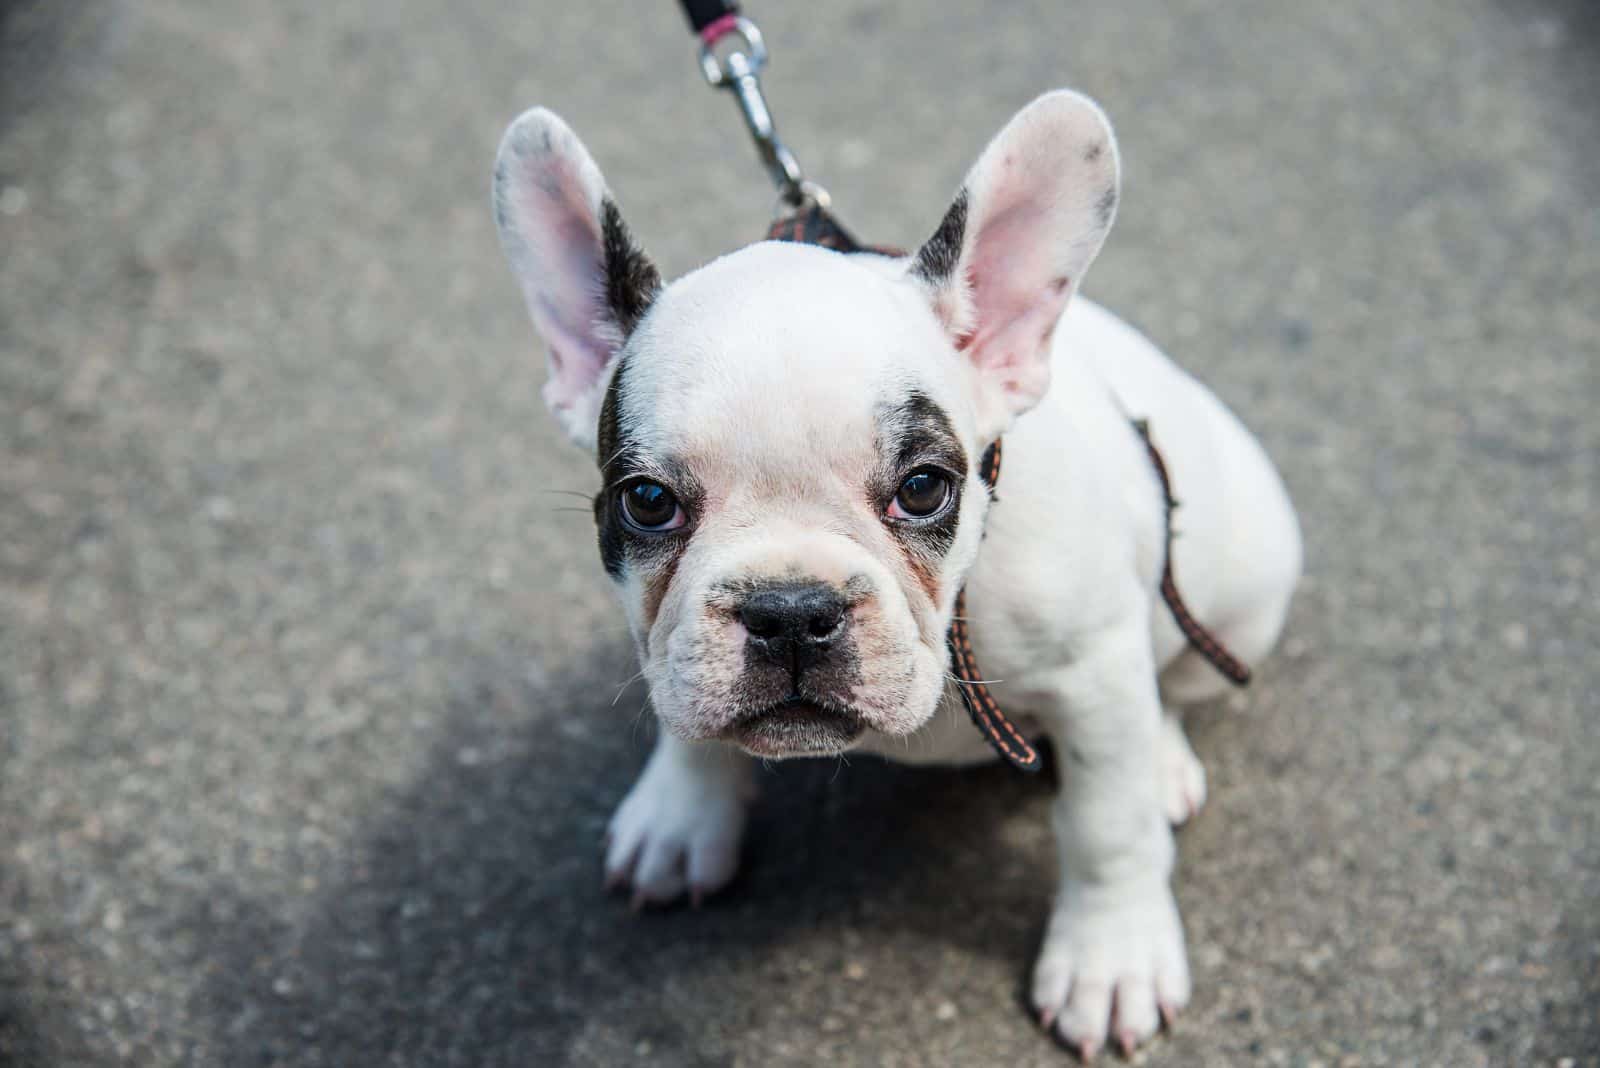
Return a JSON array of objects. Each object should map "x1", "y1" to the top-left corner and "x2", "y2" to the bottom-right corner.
[
  {"x1": 961, "y1": 203, "x2": 1074, "y2": 380},
  {"x1": 909, "y1": 91, "x2": 1120, "y2": 428},
  {"x1": 953, "y1": 314, "x2": 976, "y2": 352},
  {"x1": 504, "y1": 157, "x2": 615, "y2": 417}
]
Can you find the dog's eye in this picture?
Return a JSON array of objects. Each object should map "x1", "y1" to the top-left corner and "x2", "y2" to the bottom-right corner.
[
  {"x1": 619, "y1": 481, "x2": 685, "y2": 532},
  {"x1": 887, "y1": 469, "x2": 953, "y2": 521}
]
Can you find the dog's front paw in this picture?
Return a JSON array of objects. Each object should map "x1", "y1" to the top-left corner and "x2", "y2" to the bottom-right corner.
[
  {"x1": 1030, "y1": 881, "x2": 1191, "y2": 1060},
  {"x1": 603, "y1": 741, "x2": 753, "y2": 909}
]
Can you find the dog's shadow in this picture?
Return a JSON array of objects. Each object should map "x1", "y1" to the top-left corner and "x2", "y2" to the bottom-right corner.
[{"x1": 196, "y1": 637, "x2": 1062, "y2": 1066}]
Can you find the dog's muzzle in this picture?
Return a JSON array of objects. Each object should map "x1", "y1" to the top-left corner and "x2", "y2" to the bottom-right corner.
[{"x1": 722, "y1": 580, "x2": 866, "y2": 756}]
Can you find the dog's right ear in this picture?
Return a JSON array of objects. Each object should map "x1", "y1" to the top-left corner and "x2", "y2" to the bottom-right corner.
[
  {"x1": 910, "y1": 91, "x2": 1119, "y2": 442},
  {"x1": 493, "y1": 108, "x2": 661, "y2": 452}
]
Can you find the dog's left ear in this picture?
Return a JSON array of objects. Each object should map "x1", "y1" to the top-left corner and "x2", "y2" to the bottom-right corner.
[
  {"x1": 493, "y1": 108, "x2": 661, "y2": 452},
  {"x1": 911, "y1": 91, "x2": 1120, "y2": 439}
]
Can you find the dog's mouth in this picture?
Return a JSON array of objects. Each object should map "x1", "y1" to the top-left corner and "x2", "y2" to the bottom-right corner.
[{"x1": 725, "y1": 697, "x2": 865, "y2": 758}]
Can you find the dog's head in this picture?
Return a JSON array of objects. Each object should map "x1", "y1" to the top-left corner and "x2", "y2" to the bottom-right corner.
[{"x1": 492, "y1": 92, "x2": 1119, "y2": 757}]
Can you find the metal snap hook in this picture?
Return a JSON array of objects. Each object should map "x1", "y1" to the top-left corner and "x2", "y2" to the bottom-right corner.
[{"x1": 696, "y1": 15, "x2": 808, "y2": 206}]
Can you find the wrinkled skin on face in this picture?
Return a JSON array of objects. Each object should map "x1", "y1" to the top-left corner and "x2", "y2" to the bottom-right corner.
[{"x1": 593, "y1": 245, "x2": 991, "y2": 756}]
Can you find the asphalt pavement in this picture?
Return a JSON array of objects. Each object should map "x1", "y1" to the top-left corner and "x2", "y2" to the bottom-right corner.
[{"x1": 1, "y1": 0, "x2": 1596, "y2": 1064}]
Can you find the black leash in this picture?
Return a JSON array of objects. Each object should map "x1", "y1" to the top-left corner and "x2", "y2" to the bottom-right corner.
[
  {"x1": 675, "y1": 2, "x2": 1248, "y2": 773},
  {"x1": 677, "y1": 0, "x2": 740, "y2": 35}
]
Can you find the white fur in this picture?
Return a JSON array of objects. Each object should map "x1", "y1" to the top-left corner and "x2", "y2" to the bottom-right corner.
[
  {"x1": 619, "y1": 247, "x2": 978, "y2": 742},
  {"x1": 492, "y1": 90, "x2": 1302, "y2": 1058}
]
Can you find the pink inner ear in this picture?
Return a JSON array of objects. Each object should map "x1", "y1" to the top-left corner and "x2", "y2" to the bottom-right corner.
[
  {"x1": 507, "y1": 159, "x2": 613, "y2": 413},
  {"x1": 960, "y1": 203, "x2": 1074, "y2": 386}
]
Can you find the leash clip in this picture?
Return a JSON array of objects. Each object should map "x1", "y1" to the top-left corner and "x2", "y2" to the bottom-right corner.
[{"x1": 697, "y1": 15, "x2": 815, "y2": 207}]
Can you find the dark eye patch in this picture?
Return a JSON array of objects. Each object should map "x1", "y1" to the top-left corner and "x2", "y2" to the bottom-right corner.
[
  {"x1": 887, "y1": 390, "x2": 968, "y2": 476},
  {"x1": 593, "y1": 455, "x2": 702, "y2": 628},
  {"x1": 594, "y1": 352, "x2": 633, "y2": 578},
  {"x1": 874, "y1": 389, "x2": 968, "y2": 602},
  {"x1": 592, "y1": 352, "x2": 702, "y2": 632},
  {"x1": 593, "y1": 452, "x2": 701, "y2": 570}
]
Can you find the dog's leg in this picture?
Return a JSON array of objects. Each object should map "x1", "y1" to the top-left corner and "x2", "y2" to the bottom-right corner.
[
  {"x1": 1029, "y1": 615, "x2": 1189, "y2": 1059},
  {"x1": 1159, "y1": 711, "x2": 1207, "y2": 827},
  {"x1": 603, "y1": 732, "x2": 754, "y2": 908}
]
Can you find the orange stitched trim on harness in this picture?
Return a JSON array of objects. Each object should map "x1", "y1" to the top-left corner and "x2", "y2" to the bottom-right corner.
[
  {"x1": 1132, "y1": 420, "x2": 1253, "y2": 687},
  {"x1": 949, "y1": 590, "x2": 1041, "y2": 770},
  {"x1": 944, "y1": 439, "x2": 1042, "y2": 773}
]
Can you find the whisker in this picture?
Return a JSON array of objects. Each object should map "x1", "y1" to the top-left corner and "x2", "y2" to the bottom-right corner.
[
  {"x1": 541, "y1": 489, "x2": 597, "y2": 500},
  {"x1": 611, "y1": 669, "x2": 648, "y2": 707},
  {"x1": 630, "y1": 701, "x2": 652, "y2": 743},
  {"x1": 943, "y1": 671, "x2": 1005, "y2": 687}
]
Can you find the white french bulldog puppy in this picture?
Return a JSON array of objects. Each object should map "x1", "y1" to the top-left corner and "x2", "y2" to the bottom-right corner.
[{"x1": 492, "y1": 91, "x2": 1301, "y2": 1058}]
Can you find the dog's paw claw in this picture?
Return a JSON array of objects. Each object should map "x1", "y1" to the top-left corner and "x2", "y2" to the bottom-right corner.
[
  {"x1": 602, "y1": 841, "x2": 639, "y2": 892},
  {"x1": 1032, "y1": 883, "x2": 1190, "y2": 1059},
  {"x1": 1115, "y1": 1029, "x2": 1135, "y2": 1057},
  {"x1": 603, "y1": 747, "x2": 750, "y2": 909}
]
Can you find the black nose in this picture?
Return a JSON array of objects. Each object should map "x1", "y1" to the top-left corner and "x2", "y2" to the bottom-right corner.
[{"x1": 738, "y1": 581, "x2": 849, "y2": 674}]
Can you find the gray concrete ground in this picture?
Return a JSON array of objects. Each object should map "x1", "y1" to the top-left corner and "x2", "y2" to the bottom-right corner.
[{"x1": 2, "y1": 0, "x2": 1597, "y2": 1064}]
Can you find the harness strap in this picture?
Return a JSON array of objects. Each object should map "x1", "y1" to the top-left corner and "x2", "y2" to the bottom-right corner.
[
  {"x1": 946, "y1": 441, "x2": 1044, "y2": 772},
  {"x1": 1131, "y1": 418, "x2": 1253, "y2": 686},
  {"x1": 763, "y1": 200, "x2": 903, "y2": 257}
]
